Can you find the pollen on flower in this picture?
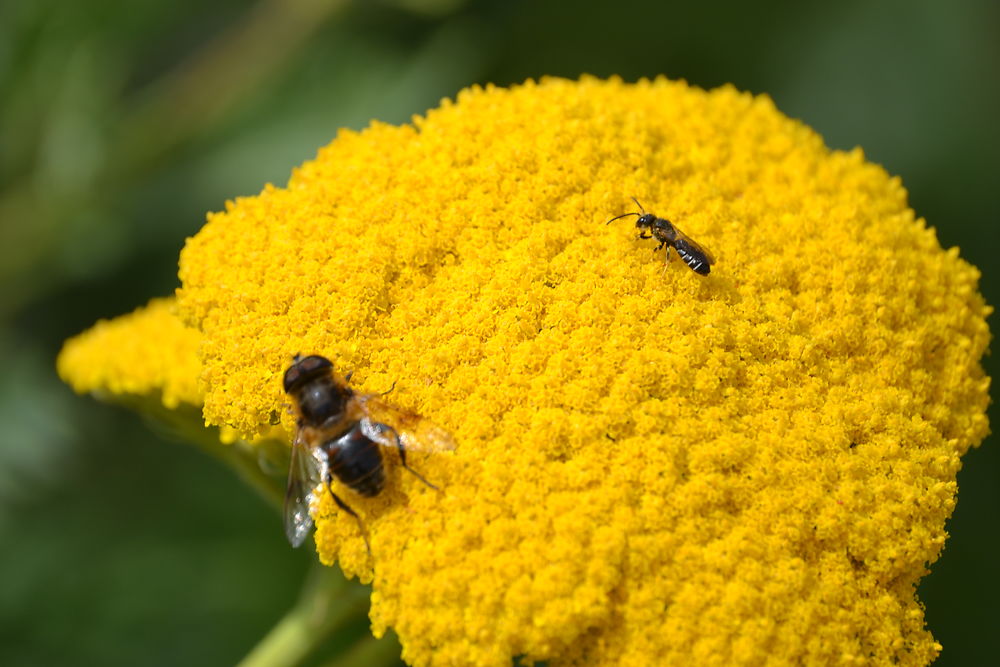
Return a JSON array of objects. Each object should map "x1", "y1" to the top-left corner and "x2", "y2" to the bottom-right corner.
[
  {"x1": 66, "y1": 76, "x2": 991, "y2": 666},
  {"x1": 57, "y1": 297, "x2": 203, "y2": 409}
]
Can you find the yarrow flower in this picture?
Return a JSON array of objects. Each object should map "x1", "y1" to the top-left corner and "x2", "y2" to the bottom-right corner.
[
  {"x1": 59, "y1": 76, "x2": 991, "y2": 666},
  {"x1": 58, "y1": 297, "x2": 202, "y2": 410}
]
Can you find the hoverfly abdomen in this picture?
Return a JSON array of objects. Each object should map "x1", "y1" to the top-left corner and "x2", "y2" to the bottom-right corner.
[{"x1": 327, "y1": 428, "x2": 386, "y2": 497}]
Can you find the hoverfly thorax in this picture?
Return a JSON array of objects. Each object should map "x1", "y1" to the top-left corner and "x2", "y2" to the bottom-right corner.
[
  {"x1": 284, "y1": 354, "x2": 350, "y2": 426},
  {"x1": 296, "y1": 376, "x2": 350, "y2": 425}
]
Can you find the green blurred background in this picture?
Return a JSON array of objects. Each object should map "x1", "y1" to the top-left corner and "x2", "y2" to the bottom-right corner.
[{"x1": 1, "y1": 0, "x2": 996, "y2": 665}]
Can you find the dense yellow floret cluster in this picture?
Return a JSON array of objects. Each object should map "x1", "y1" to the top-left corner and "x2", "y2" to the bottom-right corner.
[
  {"x1": 61, "y1": 77, "x2": 991, "y2": 666},
  {"x1": 57, "y1": 297, "x2": 202, "y2": 409}
]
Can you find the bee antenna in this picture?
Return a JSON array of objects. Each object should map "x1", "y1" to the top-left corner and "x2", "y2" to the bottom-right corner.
[
  {"x1": 630, "y1": 196, "x2": 646, "y2": 214},
  {"x1": 605, "y1": 212, "x2": 640, "y2": 225}
]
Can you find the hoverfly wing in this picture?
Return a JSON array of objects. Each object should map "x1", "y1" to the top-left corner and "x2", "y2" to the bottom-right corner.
[
  {"x1": 284, "y1": 430, "x2": 321, "y2": 547},
  {"x1": 355, "y1": 394, "x2": 457, "y2": 454}
]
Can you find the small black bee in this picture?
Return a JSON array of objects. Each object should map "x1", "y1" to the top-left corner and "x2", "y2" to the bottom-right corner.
[
  {"x1": 606, "y1": 197, "x2": 715, "y2": 275},
  {"x1": 282, "y1": 354, "x2": 455, "y2": 553}
]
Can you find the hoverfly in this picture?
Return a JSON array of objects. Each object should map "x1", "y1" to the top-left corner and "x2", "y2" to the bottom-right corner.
[
  {"x1": 607, "y1": 197, "x2": 715, "y2": 275},
  {"x1": 282, "y1": 354, "x2": 455, "y2": 553}
]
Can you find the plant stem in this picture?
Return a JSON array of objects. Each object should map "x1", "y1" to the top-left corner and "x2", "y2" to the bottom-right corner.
[
  {"x1": 319, "y1": 631, "x2": 404, "y2": 667},
  {"x1": 239, "y1": 562, "x2": 371, "y2": 667}
]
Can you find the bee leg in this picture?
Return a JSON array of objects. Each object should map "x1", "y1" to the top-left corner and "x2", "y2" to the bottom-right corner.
[
  {"x1": 373, "y1": 423, "x2": 440, "y2": 491},
  {"x1": 324, "y1": 475, "x2": 372, "y2": 555},
  {"x1": 638, "y1": 232, "x2": 653, "y2": 240},
  {"x1": 660, "y1": 247, "x2": 674, "y2": 275}
]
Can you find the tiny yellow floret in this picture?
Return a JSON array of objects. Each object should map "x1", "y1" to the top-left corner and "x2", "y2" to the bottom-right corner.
[
  {"x1": 58, "y1": 297, "x2": 202, "y2": 409},
  {"x1": 63, "y1": 77, "x2": 991, "y2": 666}
]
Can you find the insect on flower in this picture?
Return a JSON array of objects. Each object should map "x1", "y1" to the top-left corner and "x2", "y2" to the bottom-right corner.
[
  {"x1": 607, "y1": 197, "x2": 715, "y2": 275},
  {"x1": 282, "y1": 354, "x2": 456, "y2": 553}
]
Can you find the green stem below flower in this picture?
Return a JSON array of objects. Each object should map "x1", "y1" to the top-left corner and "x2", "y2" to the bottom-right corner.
[{"x1": 238, "y1": 562, "x2": 372, "y2": 667}]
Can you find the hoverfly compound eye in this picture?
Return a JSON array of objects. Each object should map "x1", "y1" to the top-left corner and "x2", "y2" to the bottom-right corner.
[
  {"x1": 298, "y1": 355, "x2": 333, "y2": 374},
  {"x1": 282, "y1": 365, "x2": 302, "y2": 393},
  {"x1": 283, "y1": 354, "x2": 334, "y2": 393}
]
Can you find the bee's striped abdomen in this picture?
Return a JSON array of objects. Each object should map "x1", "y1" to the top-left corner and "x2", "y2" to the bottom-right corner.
[{"x1": 674, "y1": 240, "x2": 711, "y2": 275}]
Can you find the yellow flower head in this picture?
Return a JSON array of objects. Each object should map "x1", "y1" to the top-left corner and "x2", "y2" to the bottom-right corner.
[
  {"x1": 57, "y1": 297, "x2": 202, "y2": 409},
  {"x1": 64, "y1": 77, "x2": 991, "y2": 666}
]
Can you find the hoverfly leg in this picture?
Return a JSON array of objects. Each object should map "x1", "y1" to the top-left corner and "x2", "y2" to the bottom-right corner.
[
  {"x1": 373, "y1": 423, "x2": 440, "y2": 491},
  {"x1": 324, "y1": 474, "x2": 372, "y2": 555}
]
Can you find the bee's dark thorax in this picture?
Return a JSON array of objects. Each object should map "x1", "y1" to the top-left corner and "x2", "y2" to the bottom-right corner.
[{"x1": 646, "y1": 217, "x2": 678, "y2": 244}]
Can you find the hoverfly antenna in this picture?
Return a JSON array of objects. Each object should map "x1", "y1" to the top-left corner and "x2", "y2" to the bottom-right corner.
[{"x1": 630, "y1": 196, "x2": 646, "y2": 214}]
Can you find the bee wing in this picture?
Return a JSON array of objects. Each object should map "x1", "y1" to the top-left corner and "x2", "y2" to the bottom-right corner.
[
  {"x1": 355, "y1": 394, "x2": 458, "y2": 454},
  {"x1": 672, "y1": 225, "x2": 716, "y2": 265},
  {"x1": 284, "y1": 430, "x2": 321, "y2": 548}
]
